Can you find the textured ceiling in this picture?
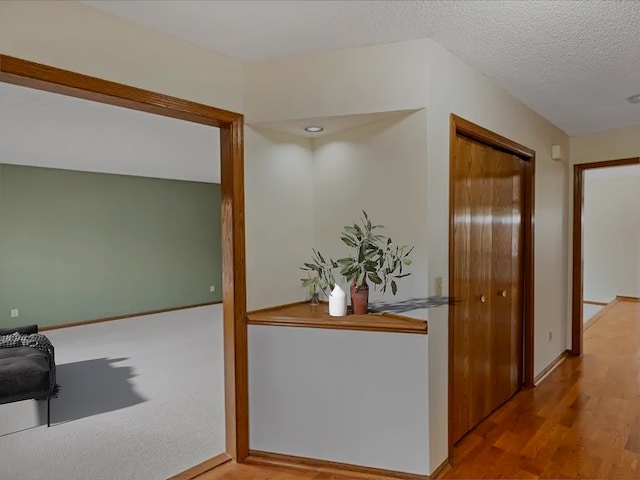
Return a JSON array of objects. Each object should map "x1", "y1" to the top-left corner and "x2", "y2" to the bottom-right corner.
[
  {"x1": 0, "y1": 83, "x2": 220, "y2": 182},
  {"x1": 83, "y1": 0, "x2": 640, "y2": 135}
]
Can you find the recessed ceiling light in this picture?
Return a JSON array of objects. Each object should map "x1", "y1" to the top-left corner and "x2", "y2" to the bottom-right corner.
[
  {"x1": 304, "y1": 126, "x2": 324, "y2": 133},
  {"x1": 626, "y1": 94, "x2": 640, "y2": 104}
]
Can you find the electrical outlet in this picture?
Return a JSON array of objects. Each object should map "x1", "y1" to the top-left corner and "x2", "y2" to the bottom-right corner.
[
  {"x1": 435, "y1": 276, "x2": 443, "y2": 296},
  {"x1": 548, "y1": 330, "x2": 553, "y2": 342},
  {"x1": 10, "y1": 308, "x2": 19, "y2": 318},
  {"x1": 209, "y1": 285, "x2": 216, "y2": 293}
]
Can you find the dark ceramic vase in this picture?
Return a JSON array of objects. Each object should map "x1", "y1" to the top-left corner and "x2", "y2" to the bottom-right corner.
[{"x1": 350, "y1": 279, "x2": 369, "y2": 315}]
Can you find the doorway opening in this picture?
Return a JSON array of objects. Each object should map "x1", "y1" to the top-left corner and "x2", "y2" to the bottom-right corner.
[
  {"x1": 571, "y1": 157, "x2": 640, "y2": 355},
  {"x1": 0, "y1": 55, "x2": 248, "y2": 469}
]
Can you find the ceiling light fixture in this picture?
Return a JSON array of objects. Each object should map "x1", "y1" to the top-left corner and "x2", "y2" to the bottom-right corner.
[
  {"x1": 304, "y1": 126, "x2": 324, "y2": 133},
  {"x1": 626, "y1": 94, "x2": 640, "y2": 104}
]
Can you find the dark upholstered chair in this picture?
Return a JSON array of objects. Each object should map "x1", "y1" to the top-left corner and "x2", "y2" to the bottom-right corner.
[{"x1": 0, "y1": 324, "x2": 53, "y2": 427}]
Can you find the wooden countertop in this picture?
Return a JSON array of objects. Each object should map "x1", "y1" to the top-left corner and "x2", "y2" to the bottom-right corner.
[{"x1": 246, "y1": 301, "x2": 428, "y2": 335}]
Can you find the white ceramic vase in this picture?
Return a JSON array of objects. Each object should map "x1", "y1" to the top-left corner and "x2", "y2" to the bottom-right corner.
[{"x1": 328, "y1": 283, "x2": 347, "y2": 317}]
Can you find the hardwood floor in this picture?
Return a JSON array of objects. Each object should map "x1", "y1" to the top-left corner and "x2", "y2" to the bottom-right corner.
[
  {"x1": 195, "y1": 300, "x2": 639, "y2": 479},
  {"x1": 194, "y1": 461, "x2": 372, "y2": 479},
  {"x1": 444, "y1": 299, "x2": 639, "y2": 479}
]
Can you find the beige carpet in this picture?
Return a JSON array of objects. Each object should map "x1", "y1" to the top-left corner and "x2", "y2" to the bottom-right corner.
[{"x1": 0, "y1": 304, "x2": 225, "y2": 480}]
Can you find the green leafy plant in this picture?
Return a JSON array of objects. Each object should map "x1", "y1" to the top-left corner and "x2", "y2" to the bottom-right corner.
[
  {"x1": 337, "y1": 211, "x2": 413, "y2": 295},
  {"x1": 300, "y1": 248, "x2": 338, "y2": 298}
]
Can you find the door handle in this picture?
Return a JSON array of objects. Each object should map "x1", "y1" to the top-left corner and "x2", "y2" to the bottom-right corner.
[
  {"x1": 498, "y1": 290, "x2": 507, "y2": 298},
  {"x1": 477, "y1": 294, "x2": 486, "y2": 303}
]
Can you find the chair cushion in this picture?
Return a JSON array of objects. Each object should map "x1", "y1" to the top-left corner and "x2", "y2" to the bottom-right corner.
[{"x1": 0, "y1": 347, "x2": 50, "y2": 399}]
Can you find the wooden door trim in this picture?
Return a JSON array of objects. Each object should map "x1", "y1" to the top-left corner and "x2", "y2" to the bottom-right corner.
[
  {"x1": 0, "y1": 55, "x2": 249, "y2": 463},
  {"x1": 448, "y1": 114, "x2": 536, "y2": 459},
  {"x1": 451, "y1": 116, "x2": 535, "y2": 159},
  {"x1": 571, "y1": 157, "x2": 640, "y2": 355},
  {"x1": 246, "y1": 450, "x2": 429, "y2": 480}
]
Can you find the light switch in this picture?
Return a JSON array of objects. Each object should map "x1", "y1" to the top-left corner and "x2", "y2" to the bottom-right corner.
[{"x1": 435, "y1": 277, "x2": 443, "y2": 296}]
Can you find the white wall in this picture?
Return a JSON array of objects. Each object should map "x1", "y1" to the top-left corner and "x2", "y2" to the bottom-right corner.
[
  {"x1": 249, "y1": 325, "x2": 429, "y2": 475},
  {"x1": 246, "y1": 113, "x2": 431, "y2": 473},
  {"x1": 313, "y1": 110, "x2": 429, "y2": 312},
  {"x1": 245, "y1": 39, "x2": 430, "y2": 319},
  {"x1": 0, "y1": 1, "x2": 314, "y2": 313},
  {"x1": 583, "y1": 167, "x2": 640, "y2": 302},
  {"x1": 423, "y1": 39, "x2": 570, "y2": 470},
  {"x1": 1, "y1": 4, "x2": 578, "y2": 472},
  {"x1": 244, "y1": 40, "x2": 428, "y2": 122},
  {"x1": 0, "y1": 83, "x2": 221, "y2": 183},
  {"x1": 245, "y1": 128, "x2": 314, "y2": 310},
  {"x1": 568, "y1": 126, "x2": 640, "y2": 341},
  {"x1": 0, "y1": 1, "x2": 243, "y2": 112},
  {"x1": 0, "y1": 1, "x2": 247, "y2": 465},
  {"x1": 246, "y1": 39, "x2": 571, "y2": 473},
  {"x1": 570, "y1": 126, "x2": 640, "y2": 165}
]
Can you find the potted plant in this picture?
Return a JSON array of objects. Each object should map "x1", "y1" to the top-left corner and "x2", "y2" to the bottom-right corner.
[
  {"x1": 300, "y1": 248, "x2": 338, "y2": 305},
  {"x1": 337, "y1": 211, "x2": 413, "y2": 314}
]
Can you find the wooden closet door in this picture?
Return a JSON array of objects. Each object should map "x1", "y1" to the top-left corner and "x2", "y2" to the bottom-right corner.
[
  {"x1": 451, "y1": 133, "x2": 473, "y2": 443},
  {"x1": 466, "y1": 141, "x2": 495, "y2": 435},
  {"x1": 489, "y1": 151, "x2": 524, "y2": 410},
  {"x1": 451, "y1": 135, "x2": 525, "y2": 444},
  {"x1": 451, "y1": 135, "x2": 494, "y2": 442}
]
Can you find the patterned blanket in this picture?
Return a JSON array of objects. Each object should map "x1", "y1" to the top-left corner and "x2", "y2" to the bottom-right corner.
[{"x1": 0, "y1": 332, "x2": 60, "y2": 397}]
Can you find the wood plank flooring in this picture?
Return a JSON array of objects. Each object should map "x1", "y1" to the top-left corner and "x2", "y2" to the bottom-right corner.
[
  {"x1": 444, "y1": 299, "x2": 639, "y2": 479},
  {"x1": 195, "y1": 300, "x2": 639, "y2": 479},
  {"x1": 194, "y1": 461, "x2": 368, "y2": 479}
]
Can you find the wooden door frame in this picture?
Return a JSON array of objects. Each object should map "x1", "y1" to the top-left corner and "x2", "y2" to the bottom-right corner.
[
  {"x1": 0, "y1": 55, "x2": 249, "y2": 463},
  {"x1": 571, "y1": 157, "x2": 640, "y2": 355},
  {"x1": 448, "y1": 114, "x2": 535, "y2": 458}
]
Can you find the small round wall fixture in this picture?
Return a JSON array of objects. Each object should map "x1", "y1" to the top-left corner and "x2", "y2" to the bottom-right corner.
[
  {"x1": 304, "y1": 126, "x2": 324, "y2": 133},
  {"x1": 627, "y1": 94, "x2": 640, "y2": 104}
]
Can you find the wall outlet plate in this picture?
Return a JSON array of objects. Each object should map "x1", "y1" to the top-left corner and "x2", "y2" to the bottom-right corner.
[
  {"x1": 210, "y1": 285, "x2": 216, "y2": 293},
  {"x1": 10, "y1": 308, "x2": 19, "y2": 318}
]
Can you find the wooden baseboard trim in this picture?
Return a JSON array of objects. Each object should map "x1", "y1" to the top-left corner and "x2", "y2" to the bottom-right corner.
[
  {"x1": 583, "y1": 300, "x2": 609, "y2": 306},
  {"x1": 167, "y1": 452, "x2": 231, "y2": 480},
  {"x1": 246, "y1": 450, "x2": 428, "y2": 479},
  {"x1": 534, "y1": 349, "x2": 570, "y2": 385},
  {"x1": 40, "y1": 301, "x2": 222, "y2": 331},
  {"x1": 583, "y1": 296, "x2": 638, "y2": 332},
  {"x1": 584, "y1": 298, "x2": 622, "y2": 331},
  {"x1": 616, "y1": 295, "x2": 640, "y2": 303},
  {"x1": 583, "y1": 311, "x2": 603, "y2": 331},
  {"x1": 429, "y1": 459, "x2": 450, "y2": 479}
]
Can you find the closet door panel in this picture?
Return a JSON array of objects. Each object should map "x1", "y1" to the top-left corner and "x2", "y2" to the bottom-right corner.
[
  {"x1": 490, "y1": 150, "x2": 517, "y2": 407},
  {"x1": 450, "y1": 133, "x2": 474, "y2": 442},
  {"x1": 451, "y1": 135, "x2": 525, "y2": 445},
  {"x1": 467, "y1": 142, "x2": 494, "y2": 432},
  {"x1": 508, "y1": 154, "x2": 524, "y2": 394}
]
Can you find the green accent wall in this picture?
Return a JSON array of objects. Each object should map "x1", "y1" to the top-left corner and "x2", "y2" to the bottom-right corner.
[{"x1": 0, "y1": 164, "x2": 222, "y2": 328}]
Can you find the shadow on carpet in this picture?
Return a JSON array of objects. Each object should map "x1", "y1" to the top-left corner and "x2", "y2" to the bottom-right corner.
[{"x1": 37, "y1": 357, "x2": 147, "y2": 425}]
